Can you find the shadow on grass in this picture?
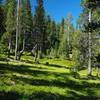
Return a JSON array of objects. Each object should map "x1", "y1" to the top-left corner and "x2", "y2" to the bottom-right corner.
[
  {"x1": 11, "y1": 73, "x2": 100, "y2": 91},
  {"x1": 0, "y1": 63, "x2": 100, "y2": 89},
  {"x1": 42, "y1": 62, "x2": 70, "y2": 69},
  {"x1": 20, "y1": 58, "x2": 69, "y2": 69},
  {"x1": 0, "y1": 58, "x2": 7, "y2": 61},
  {"x1": 0, "y1": 63, "x2": 60, "y2": 76},
  {"x1": 0, "y1": 63, "x2": 100, "y2": 99},
  {"x1": 0, "y1": 91, "x2": 21, "y2": 100},
  {"x1": 67, "y1": 90, "x2": 100, "y2": 100},
  {"x1": 0, "y1": 90, "x2": 99, "y2": 100},
  {"x1": 29, "y1": 91, "x2": 71, "y2": 100},
  {"x1": 29, "y1": 91, "x2": 100, "y2": 100},
  {"x1": 21, "y1": 59, "x2": 34, "y2": 64}
]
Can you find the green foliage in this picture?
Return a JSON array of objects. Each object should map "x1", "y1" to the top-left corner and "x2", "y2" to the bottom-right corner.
[
  {"x1": 6, "y1": 0, "x2": 16, "y2": 33},
  {"x1": 0, "y1": 4, "x2": 5, "y2": 38},
  {"x1": 48, "y1": 21, "x2": 59, "y2": 58},
  {"x1": 72, "y1": 48, "x2": 80, "y2": 67},
  {"x1": 0, "y1": 32, "x2": 9, "y2": 53},
  {"x1": 18, "y1": 0, "x2": 33, "y2": 51},
  {"x1": 80, "y1": 0, "x2": 100, "y2": 68},
  {"x1": 0, "y1": 57, "x2": 100, "y2": 99},
  {"x1": 33, "y1": 0, "x2": 46, "y2": 57},
  {"x1": 59, "y1": 33, "x2": 68, "y2": 58},
  {"x1": 59, "y1": 15, "x2": 74, "y2": 59}
]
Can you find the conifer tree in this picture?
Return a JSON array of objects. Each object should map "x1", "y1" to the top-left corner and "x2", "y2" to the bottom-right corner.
[
  {"x1": 49, "y1": 20, "x2": 59, "y2": 57},
  {"x1": 5, "y1": 0, "x2": 16, "y2": 56},
  {"x1": 22, "y1": 0, "x2": 33, "y2": 51},
  {"x1": 33, "y1": 0, "x2": 46, "y2": 60},
  {"x1": 58, "y1": 18, "x2": 65, "y2": 56},
  {"x1": 0, "y1": 1, "x2": 5, "y2": 38}
]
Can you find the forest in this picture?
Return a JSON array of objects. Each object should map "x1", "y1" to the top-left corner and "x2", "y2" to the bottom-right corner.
[{"x1": 0, "y1": 0, "x2": 100, "y2": 99}]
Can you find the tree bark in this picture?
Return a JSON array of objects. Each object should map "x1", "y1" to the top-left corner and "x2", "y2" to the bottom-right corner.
[
  {"x1": 88, "y1": 11, "x2": 92, "y2": 76},
  {"x1": 15, "y1": 0, "x2": 20, "y2": 60}
]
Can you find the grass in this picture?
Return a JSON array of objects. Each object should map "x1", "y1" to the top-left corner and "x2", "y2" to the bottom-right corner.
[{"x1": 0, "y1": 55, "x2": 100, "y2": 100}]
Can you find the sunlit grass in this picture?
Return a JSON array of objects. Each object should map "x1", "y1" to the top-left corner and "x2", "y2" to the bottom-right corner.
[{"x1": 0, "y1": 55, "x2": 100, "y2": 99}]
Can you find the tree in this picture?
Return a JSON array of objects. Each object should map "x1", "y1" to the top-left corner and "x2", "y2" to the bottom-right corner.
[
  {"x1": 22, "y1": 0, "x2": 33, "y2": 51},
  {"x1": 16, "y1": 0, "x2": 33, "y2": 60},
  {"x1": 72, "y1": 30, "x2": 81, "y2": 67},
  {"x1": 3, "y1": 0, "x2": 16, "y2": 57},
  {"x1": 0, "y1": 1, "x2": 5, "y2": 38},
  {"x1": 33, "y1": 0, "x2": 46, "y2": 61},
  {"x1": 58, "y1": 18, "x2": 65, "y2": 57},
  {"x1": 80, "y1": 0, "x2": 100, "y2": 76},
  {"x1": 65, "y1": 14, "x2": 73, "y2": 58},
  {"x1": 59, "y1": 14, "x2": 74, "y2": 59},
  {"x1": 15, "y1": 0, "x2": 20, "y2": 60},
  {"x1": 45, "y1": 15, "x2": 52, "y2": 55}
]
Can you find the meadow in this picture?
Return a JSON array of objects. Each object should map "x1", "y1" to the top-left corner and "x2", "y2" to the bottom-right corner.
[{"x1": 0, "y1": 54, "x2": 100, "y2": 100}]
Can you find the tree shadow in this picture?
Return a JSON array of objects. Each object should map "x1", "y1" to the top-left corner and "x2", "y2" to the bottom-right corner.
[
  {"x1": 21, "y1": 59, "x2": 34, "y2": 64},
  {"x1": 29, "y1": 91, "x2": 73, "y2": 100},
  {"x1": 0, "y1": 91, "x2": 22, "y2": 100},
  {"x1": 42, "y1": 63, "x2": 69, "y2": 69},
  {"x1": 11, "y1": 74, "x2": 100, "y2": 90},
  {"x1": 1, "y1": 63, "x2": 100, "y2": 89},
  {"x1": 29, "y1": 91, "x2": 100, "y2": 100},
  {"x1": 0, "y1": 62, "x2": 100, "y2": 99},
  {"x1": 67, "y1": 90, "x2": 100, "y2": 100},
  {"x1": 0, "y1": 63, "x2": 59, "y2": 76}
]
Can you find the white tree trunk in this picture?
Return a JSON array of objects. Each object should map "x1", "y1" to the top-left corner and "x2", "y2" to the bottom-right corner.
[
  {"x1": 15, "y1": 0, "x2": 20, "y2": 60},
  {"x1": 88, "y1": 11, "x2": 92, "y2": 76}
]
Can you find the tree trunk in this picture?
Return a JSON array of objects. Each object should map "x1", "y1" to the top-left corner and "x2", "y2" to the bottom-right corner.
[
  {"x1": 88, "y1": 32, "x2": 92, "y2": 76},
  {"x1": 18, "y1": 37, "x2": 25, "y2": 60},
  {"x1": 8, "y1": 36, "x2": 11, "y2": 58},
  {"x1": 88, "y1": 11, "x2": 92, "y2": 76},
  {"x1": 96, "y1": 66, "x2": 99, "y2": 77},
  {"x1": 15, "y1": 0, "x2": 20, "y2": 60}
]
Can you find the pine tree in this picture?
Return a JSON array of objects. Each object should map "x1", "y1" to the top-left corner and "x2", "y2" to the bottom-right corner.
[
  {"x1": 49, "y1": 20, "x2": 59, "y2": 57},
  {"x1": 45, "y1": 15, "x2": 52, "y2": 55},
  {"x1": 0, "y1": 1, "x2": 5, "y2": 38},
  {"x1": 17, "y1": 0, "x2": 33, "y2": 60},
  {"x1": 22, "y1": 0, "x2": 33, "y2": 51},
  {"x1": 4, "y1": 0, "x2": 16, "y2": 57},
  {"x1": 58, "y1": 18, "x2": 65, "y2": 56},
  {"x1": 33, "y1": 0, "x2": 46, "y2": 60}
]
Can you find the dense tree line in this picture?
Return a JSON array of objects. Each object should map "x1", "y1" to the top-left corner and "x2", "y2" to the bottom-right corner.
[
  {"x1": 0, "y1": 0, "x2": 74, "y2": 60},
  {"x1": 0, "y1": 0, "x2": 100, "y2": 76}
]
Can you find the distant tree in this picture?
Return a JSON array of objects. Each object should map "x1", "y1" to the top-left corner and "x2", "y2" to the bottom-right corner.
[
  {"x1": 58, "y1": 18, "x2": 65, "y2": 57},
  {"x1": 45, "y1": 15, "x2": 52, "y2": 55},
  {"x1": 59, "y1": 14, "x2": 74, "y2": 59},
  {"x1": 48, "y1": 20, "x2": 58, "y2": 57}
]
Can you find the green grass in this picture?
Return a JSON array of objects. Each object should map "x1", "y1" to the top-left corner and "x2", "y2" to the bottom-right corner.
[{"x1": 0, "y1": 55, "x2": 100, "y2": 100}]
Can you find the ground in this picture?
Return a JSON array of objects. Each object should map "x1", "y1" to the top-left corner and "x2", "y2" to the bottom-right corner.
[{"x1": 0, "y1": 54, "x2": 100, "y2": 100}]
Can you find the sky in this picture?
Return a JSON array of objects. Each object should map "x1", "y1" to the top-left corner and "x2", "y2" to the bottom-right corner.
[{"x1": 30, "y1": 0, "x2": 82, "y2": 26}]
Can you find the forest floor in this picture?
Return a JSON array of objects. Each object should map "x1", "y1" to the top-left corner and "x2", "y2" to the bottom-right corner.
[{"x1": 0, "y1": 54, "x2": 100, "y2": 100}]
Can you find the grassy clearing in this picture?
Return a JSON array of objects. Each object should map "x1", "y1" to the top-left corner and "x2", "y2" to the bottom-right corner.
[{"x1": 0, "y1": 55, "x2": 100, "y2": 100}]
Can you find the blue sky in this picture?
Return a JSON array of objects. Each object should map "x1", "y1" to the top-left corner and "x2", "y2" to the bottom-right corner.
[{"x1": 30, "y1": 0, "x2": 82, "y2": 26}]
